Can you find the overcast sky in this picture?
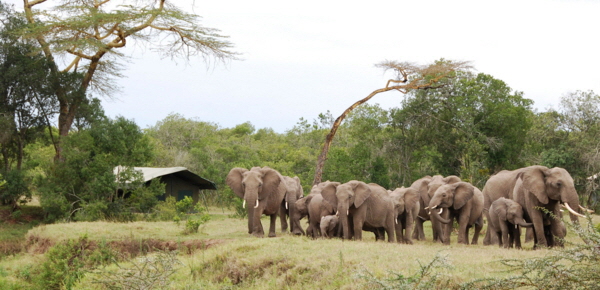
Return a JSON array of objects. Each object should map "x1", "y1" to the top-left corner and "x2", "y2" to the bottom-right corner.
[{"x1": 9, "y1": 0, "x2": 600, "y2": 132}]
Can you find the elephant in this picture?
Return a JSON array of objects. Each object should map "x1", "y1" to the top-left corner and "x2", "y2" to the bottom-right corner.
[
  {"x1": 482, "y1": 165, "x2": 585, "y2": 246},
  {"x1": 320, "y1": 215, "x2": 340, "y2": 238},
  {"x1": 389, "y1": 187, "x2": 420, "y2": 244},
  {"x1": 512, "y1": 166, "x2": 585, "y2": 248},
  {"x1": 278, "y1": 176, "x2": 305, "y2": 235},
  {"x1": 291, "y1": 181, "x2": 339, "y2": 238},
  {"x1": 488, "y1": 197, "x2": 532, "y2": 249},
  {"x1": 226, "y1": 166, "x2": 287, "y2": 237},
  {"x1": 428, "y1": 181, "x2": 484, "y2": 245},
  {"x1": 321, "y1": 180, "x2": 396, "y2": 242},
  {"x1": 413, "y1": 175, "x2": 461, "y2": 242}
]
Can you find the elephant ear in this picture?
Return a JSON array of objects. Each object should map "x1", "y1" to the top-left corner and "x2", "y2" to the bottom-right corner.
[
  {"x1": 226, "y1": 167, "x2": 248, "y2": 199},
  {"x1": 453, "y1": 182, "x2": 475, "y2": 209},
  {"x1": 520, "y1": 166, "x2": 550, "y2": 204},
  {"x1": 404, "y1": 188, "x2": 420, "y2": 212},
  {"x1": 443, "y1": 175, "x2": 461, "y2": 184},
  {"x1": 493, "y1": 199, "x2": 508, "y2": 221},
  {"x1": 350, "y1": 181, "x2": 372, "y2": 208},
  {"x1": 259, "y1": 167, "x2": 285, "y2": 200},
  {"x1": 320, "y1": 182, "x2": 339, "y2": 208},
  {"x1": 296, "y1": 195, "x2": 310, "y2": 214},
  {"x1": 293, "y1": 176, "x2": 304, "y2": 198}
]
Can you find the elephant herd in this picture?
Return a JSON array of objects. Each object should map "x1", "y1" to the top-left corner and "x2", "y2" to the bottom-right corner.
[{"x1": 226, "y1": 165, "x2": 589, "y2": 249}]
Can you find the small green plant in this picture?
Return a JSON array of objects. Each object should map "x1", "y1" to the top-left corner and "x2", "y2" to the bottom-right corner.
[
  {"x1": 35, "y1": 236, "x2": 116, "y2": 290},
  {"x1": 176, "y1": 196, "x2": 195, "y2": 215},
  {"x1": 358, "y1": 253, "x2": 455, "y2": 289},
  {"x1": 90, "y1": 250, "x2": 182, "y2": 290}
]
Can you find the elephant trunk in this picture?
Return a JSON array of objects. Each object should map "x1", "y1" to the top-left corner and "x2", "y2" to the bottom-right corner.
[
  {"x1": 246, "y1": 199, "x2": 256, "y2": 234},
  {"x1": 430, "y1": 207, "x2": 452, "y2": 224},
  {"x1": 515, "y1": 218, "x2": 533, "y2": 228},
  {"x1": 338, "y1": 205, "x2": 352, "y2": 240}
]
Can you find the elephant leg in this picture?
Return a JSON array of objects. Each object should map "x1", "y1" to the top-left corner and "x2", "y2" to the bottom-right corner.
[
  {"x1": 525, "y1": 227, "x2": 534, "y2": 243},
  {"x1": 529, "y1": 209, "x2": 547, "y2": 248},
  {"x1": 267, "y1": 213, "x2": 277, "y2": 237},
  {"x1": 471, "y1": 216, "x2": 483, "y2": 245},
  {"x1": 413, "y1": 217, "x2": 425, "y2": 241},
  {"x1": 405, "y1": 216, "x2": 415, "y2": 245},
  {"x1": 483, "y1": 209, "x2": 492, "y2": 245},
  {"x1": 279, "y1": 202, "x2": 288, "y2": 233},
  {"x1": 353, "y1": 218, "x2": 363, "y2": 241},
  {"x1": 499, "y1": 221, "x2": 511, "y2": 248},
  {"x1": 513, "y1": 226, "x2": 521, "y2": 249}
]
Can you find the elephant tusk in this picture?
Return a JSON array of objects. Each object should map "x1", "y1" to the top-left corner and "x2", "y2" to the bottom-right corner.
[
  {"x1": 431, "y1": 205, "x2": 438, "y2": 210},
  {"x1": 438, "y1": 208, "x2": 443, "y2": 215},
  {"x1": 395, "y1": 219, "x2": 398, "y2": 225},
  {"x1": 564, "y1": 203, "x2": 585, "y2": 218},
  {"x1": 347, "y1": 210, "x2": 349, "y2": 216},
  {"x1": 515, "y1": 224, "x2": 517, "y2": 229},
  {"x1": 254, "y1": 200, "x2": 259, "y2": 209},
  {"x1": 424, "y1": 206, "x2": 429, "y2": 210},
  {"x1": 336, "y1": 210, "x2": 339, "y2": 216},
  {"x1": 243, "y1": 200, "x2": 246, "y2": 208},
  {"x1": 286, "y1": 202, "x2": 288, "y2": 210},
  {"x1": 579, "y1": 205, "x2": 595, "y2": 213}
]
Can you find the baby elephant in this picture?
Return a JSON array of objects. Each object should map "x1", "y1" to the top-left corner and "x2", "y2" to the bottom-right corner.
[
  {"x1": 488, "y1": 197, "x2": 533, "y2": 249},
  {"x1": 320, "y1": 215, "x2": 340, "y2": 238}
]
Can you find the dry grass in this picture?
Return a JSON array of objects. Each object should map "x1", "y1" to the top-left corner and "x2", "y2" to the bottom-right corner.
[{"x1": 2, "y1": 208, "x2": 599, "y2": 289}]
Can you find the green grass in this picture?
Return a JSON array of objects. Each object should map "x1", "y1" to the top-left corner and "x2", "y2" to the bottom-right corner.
[{"x1": 1, "y1": 207, "x2": 598, "y2": 289}]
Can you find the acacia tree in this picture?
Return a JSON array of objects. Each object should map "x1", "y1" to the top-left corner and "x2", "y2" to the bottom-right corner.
[
  {"x1": 312, "y1": 59, "x2": 471, "y2": 185},
  {"x1": 20, "y1": 0, "x2": 236, "y2": 159}
]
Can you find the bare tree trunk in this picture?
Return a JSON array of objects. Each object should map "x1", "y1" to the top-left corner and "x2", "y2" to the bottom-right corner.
[{"x1": 313, "y1": 87, "x2": 395, "y2": 186}]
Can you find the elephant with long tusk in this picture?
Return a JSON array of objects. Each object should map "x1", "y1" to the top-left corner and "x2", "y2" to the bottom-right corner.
[
  {"x1": 511, "y1": 166, "x2": 584, "y2": 248},
  {"x1": 226, "y1": 166, "x2": 287, "y2": 237}
]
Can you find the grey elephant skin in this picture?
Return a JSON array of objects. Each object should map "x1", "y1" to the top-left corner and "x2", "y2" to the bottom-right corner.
[
  {"x1": 482, "y1": 165, "x2": 584, "y2": 247},
  {"x1": 413, "y1": 175, "x2": 461, "y2": 243},
  {"x1": 488, "y1": 197, "x2": 532, "y2": 249},
  {"x1": 389, "y1": 187, "x2": 420, "y2": 244},
  {"x1": 512, "y1": 166, "x2": 584, "y2": 248},
  {"x1": 292, "y1": 181, "x2": 339, "y2": 238},
  {"x1": 321, "y1": 181, "x2": 396, "y2": 242},
  {"x1": 429, "y1": 181, "x2": 484, "y2": 245},
  {"x1": 320, "y1": 215, "x2": 340, "y2": 238},
  {"x1": 226, "y1": 166, "x2": 287, "y2": 237},
  {"x1": 279, "y1": 176, "x2": 305, "y2": 235}
]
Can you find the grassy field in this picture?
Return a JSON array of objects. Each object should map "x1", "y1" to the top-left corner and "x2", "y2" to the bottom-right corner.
[{"x1": 1, "y1": 207, "x2": 598, "y2": 289}]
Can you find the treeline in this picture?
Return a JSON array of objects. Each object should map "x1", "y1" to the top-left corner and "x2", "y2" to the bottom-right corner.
[{"x1": 1, "y1": 3, "x2": 599, "y2": 221}]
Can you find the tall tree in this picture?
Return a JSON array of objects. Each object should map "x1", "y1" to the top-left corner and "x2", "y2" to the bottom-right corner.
[
  {"x1": 313, "y1": 59, "x2": 472, "y2": 185},
  {"x1": 20, "y1": 0, "x2": 237, "y2": 159}
]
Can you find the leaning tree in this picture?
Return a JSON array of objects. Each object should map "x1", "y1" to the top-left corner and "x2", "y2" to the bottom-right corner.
[
  {"x1": 19, "y1": 0, "x2": 237, "y2": 159},
  {"x1": 312, "y1": 59, "x2": 472, "y2": 186}
]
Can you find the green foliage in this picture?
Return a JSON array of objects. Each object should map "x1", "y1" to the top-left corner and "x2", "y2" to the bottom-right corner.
[
  {"x1": 36, "y1": 236, "x2": 116, "y2": 290},
  {"x1": 0, "y1": 170, "x2": 30, "y2": 208},
  {"x1": 176, "y1": 196, "x2": 195, "y2": 215},
  {"x1": 151, "y1": 196, "x2": 178, "y2": 221},
  {"x1": 37, "y1": 116, "x2": 154, "y2": 222},
  {"x1": 359, "y1": 254, "x2": 454, "y2": 289},
  {"x1": 465, "y1": 217, "x2": 600, "y2": 289}
]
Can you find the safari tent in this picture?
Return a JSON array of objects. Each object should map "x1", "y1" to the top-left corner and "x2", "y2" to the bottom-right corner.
[{"x1": 114, "y1": 166, "x2": 217, "y2": 202}]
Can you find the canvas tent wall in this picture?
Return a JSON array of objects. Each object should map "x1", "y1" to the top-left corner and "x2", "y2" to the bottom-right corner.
[{"x1": 114, "y1": 166, "x2": 217, "y2": 202}]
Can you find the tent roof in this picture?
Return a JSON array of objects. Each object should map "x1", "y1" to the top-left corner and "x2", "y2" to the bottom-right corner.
[{"x1": 114, "y1": 166, "x2": 217, "y2": 190}]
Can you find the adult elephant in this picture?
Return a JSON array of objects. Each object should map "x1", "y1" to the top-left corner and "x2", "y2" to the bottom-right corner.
[
  {"x1": 321, "y1": 180, "x2": 396, "y2": 242},
  {"x1": 488, "y1": 197, "x2": 532, "y2": 249},
  {"x1": 512, "y1": 166, "x2": 585, "y2": 248},
  {"x1": 413, "y1": 175, "x2": 461, "y2": 242},
  {"x1": 429, "y1": 181, "x2": 484, "y2": 245},
  {"x1": 389, "y1": 187, "x2": 420, "y2": 244},
  {"x1": 279, "y1": 176, "x2": 305, "y2": 235},
  {"x1": 482, "y1": 166, "x2": 585, "y2": 246},
  {"x1": 226, "y1": 166, "x2": 286, "y2": 237}
]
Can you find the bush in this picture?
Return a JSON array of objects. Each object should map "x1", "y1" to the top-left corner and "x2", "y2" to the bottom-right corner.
[{"x1": 36, "y1": 236, "x2": 116, "y2": 290}]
